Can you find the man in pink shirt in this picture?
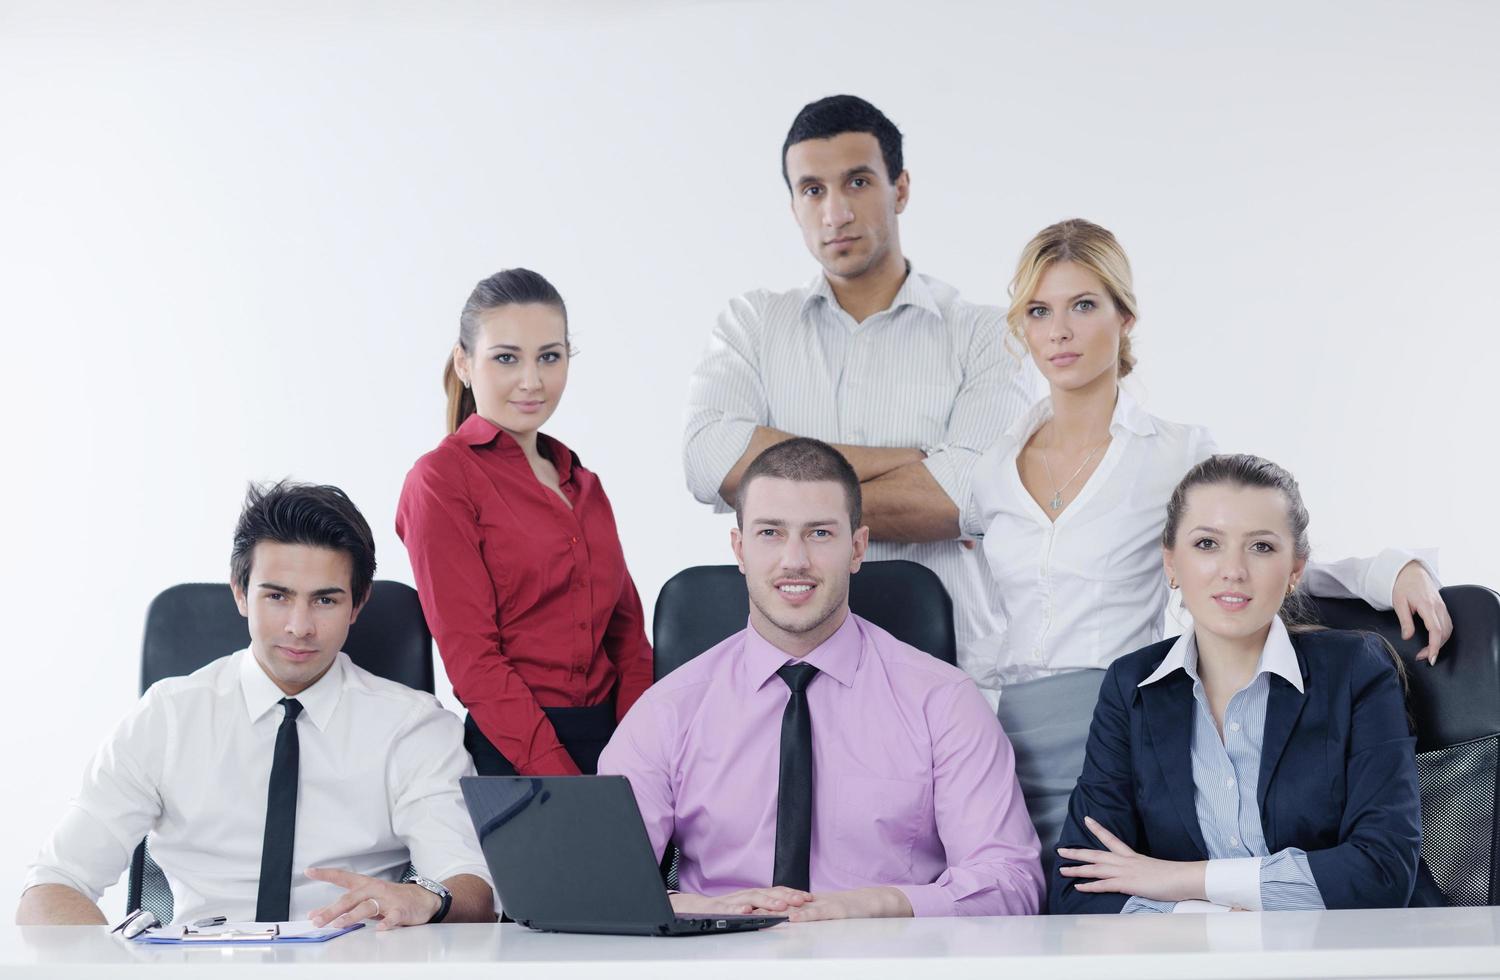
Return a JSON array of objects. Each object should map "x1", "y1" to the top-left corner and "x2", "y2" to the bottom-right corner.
[{"x1": 599, "y1": 438, "x2": 1043, "y2": 920}]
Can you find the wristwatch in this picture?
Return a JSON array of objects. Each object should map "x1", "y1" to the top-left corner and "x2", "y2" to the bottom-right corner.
[{"x1": 408, "y1": 872, "x2": 452, "y2": 923}]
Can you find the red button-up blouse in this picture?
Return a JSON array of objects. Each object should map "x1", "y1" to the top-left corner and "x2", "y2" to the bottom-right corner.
[{"x1": 396, "y1": 415, "x2": 653, "y2": 775}]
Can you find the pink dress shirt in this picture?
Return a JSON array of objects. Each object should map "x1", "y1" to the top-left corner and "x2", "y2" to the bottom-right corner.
[{"x1": 598, "y1": 613, "x2": 1044, "y2": 917}]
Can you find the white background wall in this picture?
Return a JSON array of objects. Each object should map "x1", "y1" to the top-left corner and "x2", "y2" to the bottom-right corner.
[{"x1": 2, "y1": 0, "x2": 1496, "y2": 919}]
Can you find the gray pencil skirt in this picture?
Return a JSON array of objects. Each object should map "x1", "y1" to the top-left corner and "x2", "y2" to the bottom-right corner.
[{"x1": 995, "y1": 669, "x2": 1107, "y2": 875}]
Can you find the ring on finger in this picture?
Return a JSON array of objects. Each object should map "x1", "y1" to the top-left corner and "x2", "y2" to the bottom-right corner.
[{"x1": 368, "y1": 898, "x2": 381, "y2": 917}]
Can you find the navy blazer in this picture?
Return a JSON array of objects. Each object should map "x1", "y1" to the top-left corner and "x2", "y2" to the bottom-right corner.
[{"x1": 1050, "y1": 629, "x2": 1423, "y2": 913}]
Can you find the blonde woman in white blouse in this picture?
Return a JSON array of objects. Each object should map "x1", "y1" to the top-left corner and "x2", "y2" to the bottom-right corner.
[{"x1": 963, "y1": 219, "x2": 1451, "y2": 862}]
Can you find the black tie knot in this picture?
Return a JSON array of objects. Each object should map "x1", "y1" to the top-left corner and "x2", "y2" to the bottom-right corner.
[
  {"x1": 279, "y1": 698, "x2": 304, "y2": 721},
  {"x1": 777, "y1": 663, "x2": 819, "y2": 693}
]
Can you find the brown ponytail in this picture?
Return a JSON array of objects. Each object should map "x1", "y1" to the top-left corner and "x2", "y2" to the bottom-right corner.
[{"x1": 443, "y1": 357, "x2": 476, "y2": 435}]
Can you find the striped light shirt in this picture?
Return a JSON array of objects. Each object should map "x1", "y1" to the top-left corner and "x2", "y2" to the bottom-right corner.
[
  {"x1": 1124, "y1": 617, "x2": 1325, "y2": 913},
  {"x1": 683, "y1": 267, "x2": 1037, "y2": 699}
]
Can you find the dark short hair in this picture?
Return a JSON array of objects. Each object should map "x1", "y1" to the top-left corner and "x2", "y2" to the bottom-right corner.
[
  {"x1": 735, "y1": 438, "x2": 862, "y2": 532},
  {"x1": 230, "y1": 481, "x2": 377, "y2": 606},
  {"x1": 782, "y1": 94, "x2": 904, "y2": 190}
]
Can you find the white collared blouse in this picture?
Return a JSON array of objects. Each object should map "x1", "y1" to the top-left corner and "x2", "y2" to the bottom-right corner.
[{"x1": 964, "y1": 389, "x2": 1422, "y2": 690}]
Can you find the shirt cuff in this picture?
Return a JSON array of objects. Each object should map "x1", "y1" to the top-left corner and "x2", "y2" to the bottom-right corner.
[
  {"x1": 920, "y1": 447, "x2": 972, "y2": 510},
  {"x1": 1173, "y1": 899, "x2": 1234, "y2": 913},
  {"x1": 20, "y1": 866, "x2": 103, "y2": 904},
  {"x1": 426, "y1": 863, "x2": 495, "y2": 890},
  {"x1": 1204, "y1": 857, "x2": 1262, "y2": 911},
  {"x1": 1369, "y1": 547, "x2": 1440, "y2": 609},
  {"x1": 517, "y1": 745, "x2": 581, "y2": 777},
  {"x1": 892, "y1": 883, "x2": 953, "y2": 918},
  {"x1": 684, "y1": 418, "x2": 758, "y2": 512}
]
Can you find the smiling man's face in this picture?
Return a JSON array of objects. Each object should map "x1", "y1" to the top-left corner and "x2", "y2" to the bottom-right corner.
[{"x1": 731, "y1": 476, "x2": 868, "y2": 657}]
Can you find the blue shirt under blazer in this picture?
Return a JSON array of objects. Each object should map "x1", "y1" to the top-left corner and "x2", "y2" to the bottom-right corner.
[{"x1": 1051, "y1": 627, "x2": 1423, "y2": 914}]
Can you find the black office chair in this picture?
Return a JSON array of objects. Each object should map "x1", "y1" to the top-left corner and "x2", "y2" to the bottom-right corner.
[
  {"x1": 125, "y1": 580, "x2": 434, "y2": 922},
  {"x1": 651, "y1": 559, "x2": 957, "y2": 681},
  {"x1": 649, "y1": 559, "x2": 956, "y2": 887},
  {"x1": 1309, "y1": 585, "x2": 1500, "y2": 906}
]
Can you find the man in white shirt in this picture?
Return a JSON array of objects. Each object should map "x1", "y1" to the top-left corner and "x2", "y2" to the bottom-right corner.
[
  {"x1": 683, "y1": 94, "x2": 1037, "y2": 699},
  {"x1": 17, "y1": 481, "x2": 495, "y2": 929}
]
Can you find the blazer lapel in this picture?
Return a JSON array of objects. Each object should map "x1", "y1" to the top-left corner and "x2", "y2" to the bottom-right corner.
[
  {"x1": 1257, "y1": 648, "x2": 1310, "y2": 813},
  {"x1": 1140, "y1": 673, "x2": 1209, "y2": 857}
]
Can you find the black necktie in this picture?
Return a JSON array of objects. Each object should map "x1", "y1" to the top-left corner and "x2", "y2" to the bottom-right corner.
[
  {"x1": 772, "y1": 663, "x2": 819, "y2": 891},
  {"x1": 255, "y1": 698, "x2": 303, "y2": 922}
]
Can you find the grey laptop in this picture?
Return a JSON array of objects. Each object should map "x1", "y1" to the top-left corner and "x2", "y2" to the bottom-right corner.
[{"x1": 461, "y1": 775, "x2": 786, "y2": 936}]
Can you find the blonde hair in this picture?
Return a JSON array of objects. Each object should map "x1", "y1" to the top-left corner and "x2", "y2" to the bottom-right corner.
[{"x1": 1006, "y1": 219, "x2": 1139, "y2": 378}]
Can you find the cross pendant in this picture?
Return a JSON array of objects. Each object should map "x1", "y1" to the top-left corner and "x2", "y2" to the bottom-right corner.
[{"x1": 1049, "y1": 492, "x2": 1063, "y2": 511}]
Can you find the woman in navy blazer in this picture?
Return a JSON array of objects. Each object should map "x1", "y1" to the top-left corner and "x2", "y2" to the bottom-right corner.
[{"x1": 1051, "y1": 454, "x2": 1424, "y2": 913}]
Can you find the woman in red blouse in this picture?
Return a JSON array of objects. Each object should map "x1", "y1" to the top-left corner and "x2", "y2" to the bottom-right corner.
[{"x1": 397, "y1": 268, "x2": 653, "y2": 776}]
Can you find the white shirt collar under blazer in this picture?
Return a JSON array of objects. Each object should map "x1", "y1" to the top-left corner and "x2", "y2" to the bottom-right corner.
[{"x1": 1139, "y1": 615, "x2": 1306, "y2": 693}]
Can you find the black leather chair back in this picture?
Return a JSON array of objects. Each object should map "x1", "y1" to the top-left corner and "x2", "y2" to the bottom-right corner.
[
  {"x1": 651, "y1": 559, "x2": 957, "y2": 681},
  {"x1": 127, "y1": 580, "x2": 434, "y2": 921},
  {"x1": 1309, "y1": 585, "x2": 1500, "y2": 905},
  {"x1": 140, "y1": 581, "x2": 434, "y2": 693}
]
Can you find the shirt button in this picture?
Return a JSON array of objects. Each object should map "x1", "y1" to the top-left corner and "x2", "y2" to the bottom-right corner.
[
  {"x1": 1229, "y1": 722, "x2": 1242, "y2": 733},
  {"x1": 571, "y1": 536, "x2": 578, "y2": 544},
  {"x1": 577, "y1": 622, "x2": 588, "y2": 631},
  {"x1": 1229, "y1": 836, "x2": 1240, "y2": 847},
  {"x1": 1225, "y1": 777, "x2": 1235, "y2": 789}
]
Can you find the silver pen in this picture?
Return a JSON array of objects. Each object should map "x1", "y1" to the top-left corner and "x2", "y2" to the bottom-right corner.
[{"x1": 191, "y1": 916, "x2": 227, "y2": 928}]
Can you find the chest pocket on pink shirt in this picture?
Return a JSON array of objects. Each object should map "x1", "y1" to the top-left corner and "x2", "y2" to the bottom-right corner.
[{"x1": 828, "y1": 775, "x2": 929, "y2": 881}]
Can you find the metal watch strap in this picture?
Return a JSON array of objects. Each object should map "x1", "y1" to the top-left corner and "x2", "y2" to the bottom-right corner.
[{"x1": 409, "y1": 873, "x2": 452, "y2": 923}]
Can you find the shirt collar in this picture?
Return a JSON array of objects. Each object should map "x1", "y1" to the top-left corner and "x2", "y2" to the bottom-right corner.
[
  {"x1": 1138, "y1": 616, "x2": 1304, "y2": 693},
  {"x1": 238, "y1": 648, "x2": 347, "y2": 731},
  {"x1": 799, "y1": 261, "x2": 941, "y2": 322},
  {"x1": 743, "y1": 611, "x2": 863, "y2": 691},
  {"x1": 456, "y1": 412, "x2": 511, "y2": 449},
  {"x1": 1004, "y1": 385, "x2": 1158, "y2": 443},
  {"x1": 455, "y1": 414, "x2": 575, "y2": 481},
  {"x1": 1111, "y1": 386, "x2": 1156, "y2": 437}
]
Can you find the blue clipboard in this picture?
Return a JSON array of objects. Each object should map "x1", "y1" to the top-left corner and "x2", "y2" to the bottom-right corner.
[{"x1": 133, "y1": 922, "x2": 363, "y2": 944}]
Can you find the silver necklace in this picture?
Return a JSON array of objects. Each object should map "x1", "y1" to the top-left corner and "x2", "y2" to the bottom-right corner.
[{"x1": 1039, "y1": 430, "x2": 1110, "y2": 511}]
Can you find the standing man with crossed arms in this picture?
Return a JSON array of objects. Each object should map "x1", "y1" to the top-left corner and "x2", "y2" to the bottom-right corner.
[{"x1": 683, "y1": 94, "x2": 1036, "y2": 704}]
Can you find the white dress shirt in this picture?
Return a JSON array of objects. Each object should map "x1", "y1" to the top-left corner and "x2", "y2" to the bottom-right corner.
[
  {"x1": 683, "y1": 267, "x2": 1039, "y2": 692},
  {"x1": 24, "y1": 651, "x2": 491, "y2": 923},
  {"x1": 964, "y1": 389, "x2": 1434, "y2": 690}
]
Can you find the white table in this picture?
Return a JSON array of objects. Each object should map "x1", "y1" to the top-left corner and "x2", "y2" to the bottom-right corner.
[{"x1": 6, "y1": 908, "x2": 1499, "y2": 979}]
